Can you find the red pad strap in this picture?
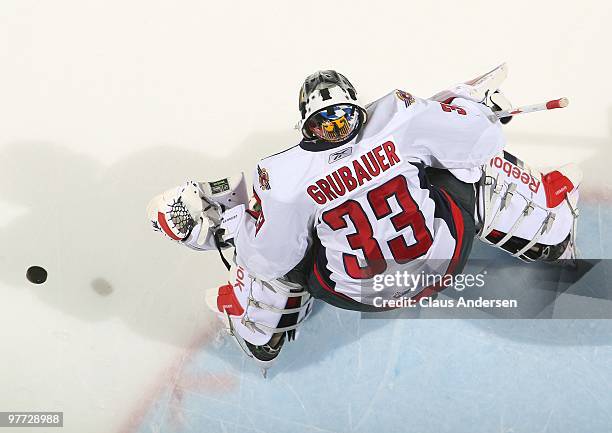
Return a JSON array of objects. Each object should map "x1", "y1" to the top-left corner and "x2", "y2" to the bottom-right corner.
[
  {"x1": 541, "y1": 171, "x2": 574, "y2": 208},
  {"x1": 217, "y1": 284, "x2": 245, "y2": 316}
]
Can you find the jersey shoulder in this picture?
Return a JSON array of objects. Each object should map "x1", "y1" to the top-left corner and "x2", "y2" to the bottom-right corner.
[
  {"x1": 406, "y1": 96, "x2": 499, "y2": 142},
  {"x1": 361, "y1": 90, "x2": 503, "y2": 168},
  {"x1": 254, "y1": 143, "x2": 319, "y2": 203},
  {"x1": 366, "y1": 89, "x2": 493, "y2": 132},
  {"x1": 361, "y1": 89, "x2": 427, "y2": 138},
  {"x1": 393, "y1": 96, "x2": 504, "y2": 167}
]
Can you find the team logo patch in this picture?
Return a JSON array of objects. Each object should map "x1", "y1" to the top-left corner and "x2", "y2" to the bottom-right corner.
[
  {"x1": 209, "y1": 178, "x2": 230, "y2": 194},
  {"x1": 328, "y1": 147, "x2": 353, "y2": 164},
  {"x1": 395, "y1": 90, "x2": 415, "y2": 108},
  {"x1": 257, "y1": 165, "x2": 271, "y2": 190}
]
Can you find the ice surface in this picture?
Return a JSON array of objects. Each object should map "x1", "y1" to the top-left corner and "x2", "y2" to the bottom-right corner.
[{"x1": 1, "y1": 2, "x2": 611, "y2": 432}]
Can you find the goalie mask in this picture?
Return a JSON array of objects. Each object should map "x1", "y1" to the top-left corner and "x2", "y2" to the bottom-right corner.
[
  {"x1": 305, "y1": 104, "x2": 362, "y2": 143},
  {"x1": 298, "y1": 70, "x2": 367, "y2": 144}
]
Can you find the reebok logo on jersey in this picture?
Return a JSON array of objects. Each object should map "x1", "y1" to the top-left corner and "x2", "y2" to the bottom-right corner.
[
  {"x1": 328, "y1": 147, "x2": 352, "y2": 163},
  {"x1": 307, "y1": 141, "x2": 402, "y2": 205},
  {"x1": 490, "y1": 156, "x2": 540, "y2": 193}
]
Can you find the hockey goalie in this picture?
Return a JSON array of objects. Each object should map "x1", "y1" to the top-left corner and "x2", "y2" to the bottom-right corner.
[{"x1": 146, "y1": 64, "x2": 580, "y2": 374}]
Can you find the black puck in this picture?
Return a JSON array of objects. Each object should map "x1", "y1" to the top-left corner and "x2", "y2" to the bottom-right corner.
[{"x1": 26, "y1": 266, "x2": 47, "y2": 284}]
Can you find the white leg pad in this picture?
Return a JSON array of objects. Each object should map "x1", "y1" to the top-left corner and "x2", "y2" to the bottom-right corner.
[
  {"x1": 206, "y1": 264, "x2": 313, "y2": 346},
  {"x1": 477, "y1": 152, "x2": 580, "y2": 261}
]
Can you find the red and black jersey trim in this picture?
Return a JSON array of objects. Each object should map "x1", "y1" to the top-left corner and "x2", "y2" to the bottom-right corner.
[
  {"x1": 410, "y1": 189, "x2": 466, "y2": 302},
  {"x1": 307, "y1": 237, "x2": 388, "y2": 312},
  {"x1": 311, "y1": 240, "x2": 353, "y2": 303},
  {"x1": 410, "y1": 162, "x2": 460, "y2": 243},
  {"x1": 246, "y1": 189, "x2": 262, "y2": 220},
  {"x1": 246, "y1": 209, "x2": 259, "y2": 219},
  {"x1": 440, "y1": 189, "x2": 465, "y2": 274},
  {"x1": 246, "y1": 190, "x2": 266, "y2": 235},
  {"x1": 409, "y1": 165, "x2": 476, "y2": 301}
]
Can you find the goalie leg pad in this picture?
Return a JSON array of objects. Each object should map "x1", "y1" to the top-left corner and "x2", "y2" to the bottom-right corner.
[
  {"x1": 477, "y1": 151, "x2": 580, "y2": 262},
  {"x1": 206, "y1": 265, "x2": 314, "y2": 347},
  {"x1": 205, "y1": 265, "x2": 314, "y2": 373}
]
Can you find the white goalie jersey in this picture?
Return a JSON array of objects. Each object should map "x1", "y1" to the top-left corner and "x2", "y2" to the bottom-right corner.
[{"x1": 233, "y1": 90, "x2": 505, "y2": 305}]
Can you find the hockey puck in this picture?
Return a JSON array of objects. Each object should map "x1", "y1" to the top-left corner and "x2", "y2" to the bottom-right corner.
[{"x1": 26, "y1": 266, "x2": 47, "y2": 284}]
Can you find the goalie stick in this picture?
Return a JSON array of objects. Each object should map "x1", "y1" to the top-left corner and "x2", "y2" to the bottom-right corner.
[{"x1": 494, "y1": 97, "x2": 569, "y2": 119}]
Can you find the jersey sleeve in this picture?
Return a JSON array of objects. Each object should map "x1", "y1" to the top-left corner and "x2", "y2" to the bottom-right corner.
[
  {"x1": 394, "y1": 94, "x2": 506, "y2": 171},
  {"x1": 233, "y1": 163, "x2": 313, "y2": 281}
]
